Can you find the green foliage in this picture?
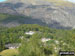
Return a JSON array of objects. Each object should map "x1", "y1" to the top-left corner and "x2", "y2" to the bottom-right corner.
[
  {"x1": 0, "y1": 24, "x2": 75, "y2": 56},
  {"x1": 0, "y1": 13, "x2": 31, "y2": 24},
  {"x1": 19, "y1": 34, "x2": 45, "y2": 56}
]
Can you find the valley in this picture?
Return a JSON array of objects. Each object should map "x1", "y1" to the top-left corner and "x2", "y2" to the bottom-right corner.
[{"x1": 0, "y1": 0, "x2": 75, "y2": 56}]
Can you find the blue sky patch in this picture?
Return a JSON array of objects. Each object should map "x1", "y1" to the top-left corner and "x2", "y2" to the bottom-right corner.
[{"x1": 0, "y1": 0, "x2": 7, "y2": 2}]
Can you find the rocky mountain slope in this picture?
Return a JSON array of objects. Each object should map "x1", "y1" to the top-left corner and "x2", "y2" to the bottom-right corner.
[{"x1": 0, "y1": 0, "x2": 75, "y2": 29}]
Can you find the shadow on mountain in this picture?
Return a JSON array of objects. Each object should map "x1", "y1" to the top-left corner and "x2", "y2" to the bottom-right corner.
[
  {"x1": 0, "y1": 2, "x2": 25, "y2": 14},
  {"x1": 0, "y1": 3, "x2": 23, "y2": 8},
  {"x1": 48, "y1": 20, "x2": 72, "y2": 29},
  {"x1": 1, "y1": 14, "x2": 72, "y2": 29}
]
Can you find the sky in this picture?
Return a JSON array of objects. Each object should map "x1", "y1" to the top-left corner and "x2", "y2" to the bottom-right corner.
[
  {"x1": 0, "y1": 0, "x2": 7, "y2": 2},
  {"x1": 66, "y1": 0, "x2": 75, "y2": 3}
]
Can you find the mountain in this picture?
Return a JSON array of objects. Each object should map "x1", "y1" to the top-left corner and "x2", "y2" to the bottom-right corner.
[{"x1": 0, "y1": 0, "x2": 75, "y2": 29}]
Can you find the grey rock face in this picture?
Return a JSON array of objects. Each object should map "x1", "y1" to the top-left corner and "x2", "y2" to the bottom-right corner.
[{"x1": 0, "y1": 0, "x2": 75, "y2": 29}]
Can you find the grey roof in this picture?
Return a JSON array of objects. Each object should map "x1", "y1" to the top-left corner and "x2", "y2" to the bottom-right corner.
[{"x1": 5, "y1": 43, "x2": 21, "y2": 48}]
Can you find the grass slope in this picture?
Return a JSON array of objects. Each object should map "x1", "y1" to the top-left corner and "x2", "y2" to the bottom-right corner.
[
  {"x1": 45, "y1": 0, "x2": 74, "y2": 7},
  {"x1": 20, "y1": 0, "x2": 75, "y2": 7},
  {"x1": 0, "y1": 49, "x2": 18, "y2": 56}
]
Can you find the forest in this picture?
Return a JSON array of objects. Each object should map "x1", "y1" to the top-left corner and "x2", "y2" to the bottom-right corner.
[{"x1": 0, "y1": 24, "x2": 75, "y2": 56}]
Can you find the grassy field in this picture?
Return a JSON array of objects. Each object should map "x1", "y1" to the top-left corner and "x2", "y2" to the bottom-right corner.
[{"x1": 0, "y1": 49, "x2": 18, "y2": 56}]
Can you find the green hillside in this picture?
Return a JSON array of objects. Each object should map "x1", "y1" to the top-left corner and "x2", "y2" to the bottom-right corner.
[
  {"x1": 0, "y1": 13, "x2": 26, "y2": 23},
  {"x1": 0, "y1": 49, "x2": 18, "y2": 56},
  {"x1": 0, "y1": 24, "x2": 75, "y2": 56},
  {"x1": 0, "y1": 0, "x2": 75, "y2": 56}
]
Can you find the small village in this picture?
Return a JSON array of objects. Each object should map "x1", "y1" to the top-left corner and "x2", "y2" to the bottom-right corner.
[{"x1": 4, "y1": 31, "x2": 67, "y2": 53}]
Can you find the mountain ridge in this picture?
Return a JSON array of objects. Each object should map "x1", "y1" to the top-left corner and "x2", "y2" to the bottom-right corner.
[{"x1": 3, "y1": 0, "x2": 75, "y2": 6}]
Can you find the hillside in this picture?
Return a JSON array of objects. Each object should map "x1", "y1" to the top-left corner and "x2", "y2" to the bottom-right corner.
[
  {"x1": 0, "y1": 24, "x2": 75, "y2": 56},
  {"x1": 0, "y1": 0, "x2": 75, "y2": 29},
  {"x1": 0, "y1": 0, "x2": 75, "y2": 56},
  {"x1": 0, "y1": 49, "x2": 18, "y2": 56}
]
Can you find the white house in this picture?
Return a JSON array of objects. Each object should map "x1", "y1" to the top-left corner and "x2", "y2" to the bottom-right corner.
[
  {"x1": 41, "y1": 38, "x2": 51, "y2": 42},
  {"x1": 63, "y1": 43, "x2": 67, "y2": 45},
  {"x1": 55, "y1": 40, "x2": 59, "y2": 44},
  {"x1": 20, "y1": 36, "x2": 24, "y2": 40},
  {"x1": 5, "y1": 43, "x2": 21, "y2": 49},
  {"x1": 25, "y1": 31, "x2": 35, "y2": 35}
]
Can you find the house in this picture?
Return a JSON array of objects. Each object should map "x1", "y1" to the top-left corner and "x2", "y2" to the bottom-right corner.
[
  {"x1": 25, "y1": 31, "x2": 35, "y2": 35},
  {"x1": 55, "y1": 40, "x2": 59, "y2": 44},
  {"x1": 41, "y1": 38, "x2": 51, "y2": 42},
  {"x1": 20, "y1": 36, "x2": 24, "y2": 40},
  {"x1": 5, "y1": 43, "x2": 21, "y2": 49}
]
